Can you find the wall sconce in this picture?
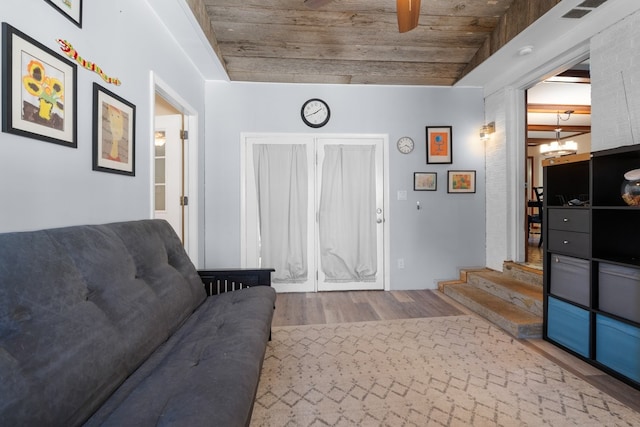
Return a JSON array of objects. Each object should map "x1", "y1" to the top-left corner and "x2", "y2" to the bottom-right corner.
[{"x1": 480, "y1": 122, "x2": 495, "y2": 141}]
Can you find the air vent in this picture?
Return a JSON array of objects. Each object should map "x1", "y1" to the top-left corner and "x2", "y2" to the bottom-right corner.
[
  {"x1": 577, "y1": 0, "x2": 608, "y2": 8},
  {"x1": 562, "y1": 8, "x2": 591, "y2": 19},
  {"x1": 563, "y1": 0, "x2": 608, "y2": 19}
]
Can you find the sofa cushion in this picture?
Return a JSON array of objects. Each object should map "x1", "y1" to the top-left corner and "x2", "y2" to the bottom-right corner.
[
  {"x1": 0, "y1": 220, "x2": 206, "y2": 426},
  {"x1": 84, "y1": 285, "x2": 276, "y2": 427}
]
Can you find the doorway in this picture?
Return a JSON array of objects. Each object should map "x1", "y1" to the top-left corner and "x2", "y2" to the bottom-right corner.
[
  {"x1": 242, "y1": 133, "x2": 387, "y2": 293},
  {"x1": 154, "y1": 110, "x2": 186, "y2": 243},
  {"x1": 524, "y1": 59, "x2": 592, "y2": 267},
  {"x1": 152, "y1": 75, "x2": 199, "y2": 266}
]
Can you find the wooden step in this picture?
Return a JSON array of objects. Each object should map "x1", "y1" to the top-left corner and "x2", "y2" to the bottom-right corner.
[
  {"x1": 441, "y1": 283, "x2": 542, "y2": 339},
  {"x1": 467, "y1": 270, "x2": 543, "y2": 317},
  {"x1": 502, "y1": 261, "x2": 543, "y2": 288}
]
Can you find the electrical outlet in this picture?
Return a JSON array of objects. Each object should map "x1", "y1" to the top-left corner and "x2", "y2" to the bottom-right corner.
[{"x1": 397, "y1": 258, "x2": 405, "y2": 269}]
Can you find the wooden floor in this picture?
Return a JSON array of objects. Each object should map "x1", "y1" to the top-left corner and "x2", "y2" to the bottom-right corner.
[
  {"x1": 272, "y1": 289, "x2": 640, "y2": 414},
  {"x1": 527, "y1": 233, "x2": 543, "y2": 267}
]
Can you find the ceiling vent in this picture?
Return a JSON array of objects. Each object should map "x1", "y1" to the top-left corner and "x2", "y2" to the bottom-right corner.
[
  {"x1": 577, "y1": 0, "x2": 608, "y2": 8},
  {"x1": 562, "y1": 0, "x2": 608, "y2": 19},
  {"x1": 562, "y1": 8, "x2": 591, "y2": 19}
]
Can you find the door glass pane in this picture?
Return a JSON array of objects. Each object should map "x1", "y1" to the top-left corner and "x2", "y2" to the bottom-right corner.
[{"x1": 155, "y1": 185, "x2": 166, "y2": 211}]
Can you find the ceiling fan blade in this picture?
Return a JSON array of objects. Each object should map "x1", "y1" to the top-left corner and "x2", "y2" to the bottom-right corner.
[
  {"x1": 304, "y1": 0, "x2": 333, "y2": 9},
  {"x1": 397, "y1": 0, "x2": 421, "y2": 33}
]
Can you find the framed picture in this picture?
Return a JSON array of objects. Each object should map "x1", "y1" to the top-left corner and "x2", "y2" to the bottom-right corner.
[
  {"x1": 414, "y1": 172, "x2": 437, "y2": 191},
  {"x1": 92, "y1": 83, "x2": 136, "y2": 176},
  {"x1": 45, "y1": 0, "x2": 83, "y2": 28},
  {"x1": 448, "y1": 170, "x2": 476, "y2": 193},
  {"x1": 1, "y1": 23, "x2": 77, "y2": 147},
  {"x1": 426, "y1": 126, "x2": 452, "y2": 164}
]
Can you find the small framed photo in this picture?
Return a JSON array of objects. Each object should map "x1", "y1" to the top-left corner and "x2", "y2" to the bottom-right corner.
[
  {"x1": 45, "y1": 0, "x2": 83, "y2": 28},
  {"x1": 414, "y1": 172, "x2": 437, "y2": 191},
  {"x1": 1, "y1": 23, "x2": 77, "y2": 147},
  {"x1": 93, "y1": 83, "x2": 136, "y2": 176},
  {"x1": 447, "y1": 170, "x2": 476, "y2": 193},
  {"x1": 426, "y1": 126, "x2": 452, "y2": 164}
]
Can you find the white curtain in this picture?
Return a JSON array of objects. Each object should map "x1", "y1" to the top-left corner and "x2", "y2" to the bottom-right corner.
[
  {"x1": 253, "y1": 144, "x2": 308, "y2": 283},
  {"x1": 319, "y1": 145, "x2": 377, "y2": 282}
]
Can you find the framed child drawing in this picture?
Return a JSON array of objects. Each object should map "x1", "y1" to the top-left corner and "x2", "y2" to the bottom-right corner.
[{"x1": 92, "y1": 83, "x2": 136, "y2": 176}]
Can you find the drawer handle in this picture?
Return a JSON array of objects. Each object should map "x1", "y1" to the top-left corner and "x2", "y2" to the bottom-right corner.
[
  {"x1": 563, "y1": 240, "x2": 570, "y2": 244},
  {"x1": 563, "y1": 218, "x2": 569, "y2": 222}
]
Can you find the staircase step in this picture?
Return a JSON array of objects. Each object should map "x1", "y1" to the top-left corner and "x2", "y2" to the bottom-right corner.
[
  {"x1": 467, "y1": 270, "x2": 543, "y2": 316},
  {"x1": 502, "y1": 261, "x2": 543, "y2": 288},
  {"x1": 442, "y1": 283, "x2": 542, "y2": 339}
]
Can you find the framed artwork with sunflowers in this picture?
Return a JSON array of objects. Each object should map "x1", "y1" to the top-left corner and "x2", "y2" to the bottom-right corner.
[{"x1": 1, "y1": 23, "x2": 77, "y2": 147}]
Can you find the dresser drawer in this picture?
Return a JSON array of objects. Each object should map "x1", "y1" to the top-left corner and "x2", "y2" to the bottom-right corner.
[
  {"x1": 548, "y1": 208, "x2": 590, "y2": 233},
  {"x1": 548, "y1": 230, "x2": 590, "y2": 258}
]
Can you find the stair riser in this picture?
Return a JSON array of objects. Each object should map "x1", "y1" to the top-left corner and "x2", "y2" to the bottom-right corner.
[
  {"x1": 467, "y1": 274, "x2": 543, "y2": 317},
  {"x1": 503, "y1": 263, "x2": 543, "y2": 288},
  {"x1": 442, "y1": 286, "x2": 542, "y2": 339}
]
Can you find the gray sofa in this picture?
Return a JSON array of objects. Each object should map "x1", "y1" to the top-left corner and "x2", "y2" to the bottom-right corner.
[{"x1": 0, "y1": 219, "x2": 276, "y2": 426}]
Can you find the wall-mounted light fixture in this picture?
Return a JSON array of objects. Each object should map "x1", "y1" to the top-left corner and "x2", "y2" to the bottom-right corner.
[
  {"x1": 539, "y1": 111, "x2": 578, "y2": 157},
  {"x1": 480, "y1": 122, "x2": 495, "y2": 141}
]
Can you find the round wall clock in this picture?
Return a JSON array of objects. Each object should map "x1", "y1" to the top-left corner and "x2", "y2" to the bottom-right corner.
[
  {"x1": 396, "y1": 136, "x2": 414, "y2": 154},
  {"x1": 301, "y1": 98, "x2": 330, "y2": 128}
]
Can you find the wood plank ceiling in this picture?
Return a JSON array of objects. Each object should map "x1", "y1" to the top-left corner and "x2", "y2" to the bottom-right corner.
[{"x1": 190, "y1": 0, "x2": 562, "y2": 86}]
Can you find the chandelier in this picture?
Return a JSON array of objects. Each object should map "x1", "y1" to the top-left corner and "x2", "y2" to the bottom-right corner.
[{"x1": 539, "y1": 110, "x2": 578, "y2": 157}]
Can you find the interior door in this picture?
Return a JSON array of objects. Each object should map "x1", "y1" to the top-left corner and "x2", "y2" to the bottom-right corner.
[{"x1": 154, "y1": 114, "x2": 187, "y2": 245}]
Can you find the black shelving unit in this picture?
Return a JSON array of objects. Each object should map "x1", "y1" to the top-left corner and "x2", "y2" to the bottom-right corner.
[{"x1": 543, "y1": 146, "x2": 640, "y2": 390}]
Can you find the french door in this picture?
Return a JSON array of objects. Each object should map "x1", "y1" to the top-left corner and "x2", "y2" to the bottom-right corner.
[{"x1": 242, "y1": 134, "x2": 386, "y2": 292}]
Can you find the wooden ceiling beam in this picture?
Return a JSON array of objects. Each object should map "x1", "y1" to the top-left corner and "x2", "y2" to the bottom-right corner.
[
  {"x1": 528, "y1": 125, "x2": 591, "y2": 132},
  {"x1": 527, "y1": 104, "x2": 591, "y2": 114}
]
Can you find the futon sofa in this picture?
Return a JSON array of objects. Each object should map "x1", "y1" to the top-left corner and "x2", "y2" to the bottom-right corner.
[{"x1": 0, "y1": 219, "x2": 276, "y2": 426}]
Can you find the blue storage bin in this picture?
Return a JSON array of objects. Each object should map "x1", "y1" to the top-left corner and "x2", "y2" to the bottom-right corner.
[
  {"x1": 547, "y1": 296, "x2": 590, "y2": 357},
  {"x1": 596, "y1": 315, "x2": 640, "y2": 383}
]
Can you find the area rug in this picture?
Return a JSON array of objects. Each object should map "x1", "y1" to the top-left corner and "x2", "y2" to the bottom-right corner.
[{"x1": 251, "y1": 315, "x2": 640, "y2": 426}]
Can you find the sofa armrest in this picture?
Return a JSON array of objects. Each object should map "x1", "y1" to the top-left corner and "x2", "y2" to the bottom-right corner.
[{"x1": 198, "y1": 268, "x2": 275, "y2": 296}]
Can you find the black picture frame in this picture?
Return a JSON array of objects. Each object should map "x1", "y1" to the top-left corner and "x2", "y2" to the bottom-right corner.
[
  {"x1": 426, "y1": 126, "x2": 452, "y2": 164},
  {"x1": 45, "y1": 0, "x2": 83, "y2": 28},
  {"x1": 414, "y1": 172, "x2": 437, "y2": 191},
  {"x1": 92, "y1": 83, "x2": 136, "y2": 176},
  {"x1": 447, "y1": 170, "x2": 476, "y2": 193},
  {"x1": 1, "y1": 22, "x2": 77, "y2": 148}
]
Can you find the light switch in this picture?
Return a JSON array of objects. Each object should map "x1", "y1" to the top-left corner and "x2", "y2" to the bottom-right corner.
[{"x1": 397, "y1": 190, "x2": 407, "y2": 201}]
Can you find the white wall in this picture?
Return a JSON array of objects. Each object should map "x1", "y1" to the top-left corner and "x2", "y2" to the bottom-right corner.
[
  {"x1": 591, "y1": 9, "x2": 640, "y2": 152},
  {"x1": 204, "y1": 82, "x2": 486, "y2": 290},
  {"x1": 0, "y1": 0, "x2": 207, "y2": 236},
  {"x1": 480, "y1": 2, "x2": 640, "y2": 270}
]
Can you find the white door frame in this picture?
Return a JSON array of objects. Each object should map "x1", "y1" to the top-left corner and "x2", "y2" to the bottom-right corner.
[
  {"x1": 240, "y1": 132, "x2": 391, "y2": 292},
  {"x1": 150, "y1": 72, "x2": 200, "y2": 267}
]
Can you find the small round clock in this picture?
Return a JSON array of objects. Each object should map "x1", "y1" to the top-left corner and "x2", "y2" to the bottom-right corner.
[
  {"x1": 396, "y1": 136, "x2": 414, "y2": 154},
  {"x1": 301, "y1": 98, "x2": 330, "y2": 128}
]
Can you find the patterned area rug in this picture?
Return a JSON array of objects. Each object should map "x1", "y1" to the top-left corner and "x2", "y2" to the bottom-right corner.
[{"x1": 251, "y1": 315, "x2": 640, "y2": 426}]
